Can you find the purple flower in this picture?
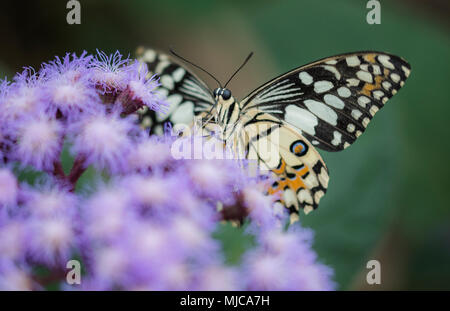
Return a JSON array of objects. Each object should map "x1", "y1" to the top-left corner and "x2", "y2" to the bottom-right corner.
[
  {"x1": 23, "y1": 186, "x2": 77, "y2": 218},
  {"x1": 69, "y1": 112, "x2": 135, "y2": 173},
  {"x1": 41, "y1": 51, "x2": 92, "y2": 82},
  {"x1": 90, "y1": 245, "x2": 130, "y2": 288},
  {"x1": 242, "y1": 229, "x2": 335, "y2": 290},
  {"x1": 83, "y1": 185, "x2": 134, "y2": 242},
  {"x1": 194, "y1": 265, "x2": 239, "y2": 291},
  {"x1": 123, "y1": 175, "x2": 178, "y2": 212},
  {"x1": 0, "y1": 50, "x2": 335, "y2": 291},
  {"x1": 0, "y1": 221, "x2": 27, "y2": 261},
  {"x1": 242, "y1": 186, "x2": 283, "y2": 230},
  {"x1": 0, "y1": 168, "x2": 18, "y2": 207},
  {"x1": 0, "y1": 68, "x2": 48, "y2": 121},
  {"x1": 89, "y1": 50, "x2": 131, "y2": 94},
  {"x1": 27, "y1": 215, "x2": 76, "y2": 266},
  {"x1": 42, "y1": 53, "x2": 100, "y2": 120},
  {"x1": 169, "y1": 216, "x2": 218, "y2": 259},
  {"x1": 0, "y1": 262, "x2": 35, "y2": 290},
  {"x1": 45, "y1": 74, "x2": 101, "y2": 121},
  {"x1": 13, "y1": 115, "x2": 62, "y2": 171},
  {"x1": 0, "y1": 77, "x2": 11, "y2": 97},
  {"x1": 124, "y1": 61, "x2": 168, "y2": 113},
  {"x1": 157, "y1": 261, "x2": 192, "y2": 290},
  {"x1": 186, "y1": 159, "x2": 243, "y2": 203},
  {"x1": 127, "y1": 136, "x2": 174, "y2": 172}
]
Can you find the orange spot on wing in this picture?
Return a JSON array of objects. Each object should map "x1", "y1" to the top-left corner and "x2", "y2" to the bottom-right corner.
[
  {"x1": 294, "y1": 144, "x2": 304, "y2": 154},
  {"x1": 272, "y1": 159, "x2": 286, "y2": 175},
  {"x1": 268, "y1": 165, "x2": 309, "y2": 198},
  {"x1": 286, "y1": 173, "x2": 307, "y2": 192},
  {"x1": 297, "y1": 165, "x2": 309, "y2": 177},
  {"x1": 361, "y1": 75, "x2": 384, "y2": 96},
  {"x1": 364, "y1": 54, "x2": 377, "y2": 63}
]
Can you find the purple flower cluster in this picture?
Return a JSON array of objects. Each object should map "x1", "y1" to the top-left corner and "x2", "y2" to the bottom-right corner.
[
  {"x1": 0, "y1": 51, "x2": 335, "y2": 290},
  {"x1": 0, "y1": 51, "x2": 165, "y2": 174}
]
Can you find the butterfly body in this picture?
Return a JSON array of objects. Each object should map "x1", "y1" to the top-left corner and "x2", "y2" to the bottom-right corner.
[
  {"x1": 211, "y1": 88, "x2": 241, "y2": 132},
  {"x1": 136, "y1": 47, "x2": 411, "y2": 219}
]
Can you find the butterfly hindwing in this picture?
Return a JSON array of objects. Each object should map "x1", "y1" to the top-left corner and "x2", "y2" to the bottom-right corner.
[
  {"x1": 241, "y1": 52, "x2": 411, "y2": 151},
  {"x1": 136, "y1": 47, "x2": 215, "y2": 134},
  {"x1": 241, "y1": 113, "x2": 329, "y2": 217}
]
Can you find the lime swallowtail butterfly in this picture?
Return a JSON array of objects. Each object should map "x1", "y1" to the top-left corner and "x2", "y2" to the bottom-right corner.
[{"x1": 135, "y1": 47, "x2": 411, "y2": 221}]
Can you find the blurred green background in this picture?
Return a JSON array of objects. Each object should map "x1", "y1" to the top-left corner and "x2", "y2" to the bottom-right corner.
[{"x1": 1, "y1": 0, "x2": 449, "y2": 290}]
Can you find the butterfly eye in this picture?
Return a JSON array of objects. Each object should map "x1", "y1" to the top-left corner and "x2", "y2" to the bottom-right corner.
[{"x1": 222, "y1": 89, "x2": 231, "y2": 100}]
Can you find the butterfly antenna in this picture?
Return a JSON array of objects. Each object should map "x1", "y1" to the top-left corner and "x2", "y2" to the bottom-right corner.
[
  {"x1": 224, "y1": 52, "x2": 253, "y2": 88},
  {"x1": 170, "y1": 48, "x2": 222, "y2": 87}
]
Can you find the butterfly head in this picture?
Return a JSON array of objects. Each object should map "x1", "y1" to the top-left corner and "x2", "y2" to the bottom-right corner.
[{"x1": 213, "y1": 87, "x2": 233, "y2": 102}]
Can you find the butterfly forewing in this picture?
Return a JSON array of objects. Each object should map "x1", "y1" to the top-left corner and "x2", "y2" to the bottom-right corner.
[
  {"x1": 241, "y1": 52, "x2": 411, "y2": 151},
  {"x1": 136, "y1": 48, "x2": 214, "y2": 134}
]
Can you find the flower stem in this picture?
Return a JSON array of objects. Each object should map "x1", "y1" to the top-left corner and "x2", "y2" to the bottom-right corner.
[
  {"x1": 221, "y1": 193, "x2": 249, "y2": 223},
  {"x1": 52, "y1": 160, "x2": 66, "y2": 181},
  {"x1": 68, "y1": 155, "x2": 87, "y2": 192}
]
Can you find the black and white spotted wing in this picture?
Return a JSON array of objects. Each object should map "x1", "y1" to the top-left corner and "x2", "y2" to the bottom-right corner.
[
  {"x1": 240, "y1": 52, "x2": 411, "y2": 151},
  {"x1": 136, "y1": 47, "x2": 214, "y2": 134}
]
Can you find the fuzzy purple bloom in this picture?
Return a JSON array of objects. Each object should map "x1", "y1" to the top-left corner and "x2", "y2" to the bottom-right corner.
[
  {"x1": 23, "y1": 185, "x2": 78, "y2": 218},
  {"x1": 27, "y1": 215, "x2": 76, "y2": 266},
  {"x1": 41, "y1": 51, "x2": 92, "y2": 82},
  {"x1": 124, "y1": 61, "x2": 168, "y2": 113},
  {"x1": 0, "y1": 68, "x2": 49, "y2": 121},
  {"x1": 41, "y1": 52, "x2": 100, "y2": 120},
  {"x1": 242, "y1": 229, "x2": 335, "y2": 290},
  {"x1": 127, "y1": 135, "x2": 174, "y2": 172},
  {"x1": 89, "y1": 50, "x2": 132, "y2": 94},
  {"x1": 13, "y1": 115, "x2": 63, "y2": 171},
  {"x1": 0, "y1": 168, "x2": 18, "y2": 207},
  {"x1": 69, "y1": 112, "x2": 136, "y2": 173},
  {"x1": 0, "y1": 262, "x2": 36, "y2": 290},
  {"x1": 45, "y1": 74, "x2": 101, "y2": 121},
  {"x1": 0, "y1": 220, "x2": 27, "y2": 261}
]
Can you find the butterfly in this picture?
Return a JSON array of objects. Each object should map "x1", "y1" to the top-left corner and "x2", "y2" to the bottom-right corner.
[{"x1": 135, "y1": 46, "x2": 411, "y2": 222}]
